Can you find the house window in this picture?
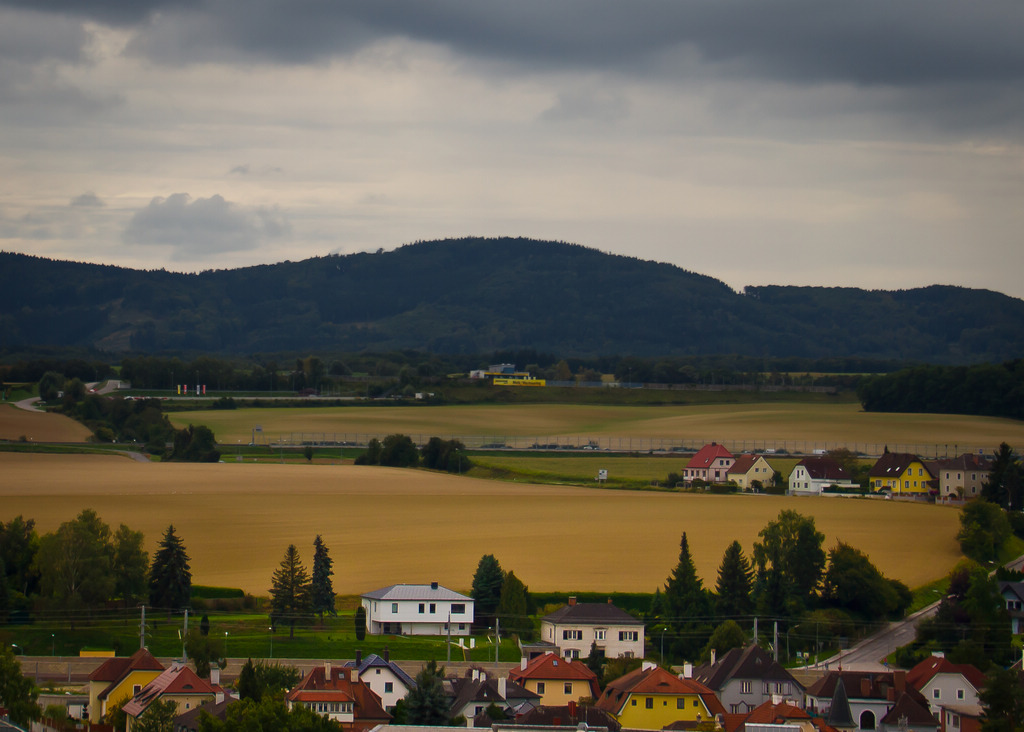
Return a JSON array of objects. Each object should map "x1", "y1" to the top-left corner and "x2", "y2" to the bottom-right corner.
[
  {"x1": 565, "y1": 682, "x2": 573, "y2": 694},
  {"x1": 451, "y1": 603, "x2": 465, "y2": 614},
  {"x1": 595, "y1": 629, "x2": 606, "y2": 640},
  {"x1": 741, "y1": 681, "x2": 751, "y2": 694},
  {"x1": 618, "y1": 630, "x2": 638, "y2": 641},
  {"x1": 391, "y1": 602, "x2": 398, "y2": 613},
  {"x1": 537, "y1": 682, "x2": 546, "y2": 694},
  {"x1": 957, "y1": 689, "x2": 965, "y2": 700},
  {"x1": 429, "y1": 603, "x2": 436, "y2": 613},
  {"x1": 678, "y1": 699, "x2": 686, "y2": 709},
  {"x1": 645, "y1": 697, "x2": 653, "y2": 709},
  {"x1": 385, "y1": 682, "x2": 393, "y2": 693},
  {"x1": 631, "y1": 699, "x2": 636, "y2": 707},
  {"x1": 563, "y1": 630, "x2": 583, "y2": 640},
  {"x1": 568, "y1": 649, "x2": 580, "y2": 659},
  {"x1": 933, "y1": 688, "x2": 940, "y2": 699},
  {"x1": 418, "y1": 603, "x2": 425, "y2": 613}
]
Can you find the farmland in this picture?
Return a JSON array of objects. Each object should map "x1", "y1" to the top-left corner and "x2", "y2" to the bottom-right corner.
[
  {"x1": 1, "y1": 452, "x2": 961, "y2": 597},
  {"x1": 167, "y1": 402, "x2": 1024, "y2": 455},
  {"x1": 0, "y1": 402, "x2": 93, "y2": 443}
]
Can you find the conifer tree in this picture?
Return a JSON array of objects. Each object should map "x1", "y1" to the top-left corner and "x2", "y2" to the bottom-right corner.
[
  {"x1": 496, "y1": 571, "x2": 532, "y2": 639},
  {"x1": 715, "y1": 540, "x2": 754, "y2": 619},
  {"x1": 149, "y1": 525, "x2": 192, "y2": 610},
  {"x1": 662, "y1": 532, "x2": 712, "y2": 661},
  {"x1": 471, "y1": 554, "x2": 504, "y2": 628},
  {"x1": 310, "y1": 535, "x2": 336, "y2": 622},
  {"x1": 405, "y1": 660, "x2": 450, "y2": 725},
  {"x1": 270, "y1": 544, "x2": 311, "y2": 639}
]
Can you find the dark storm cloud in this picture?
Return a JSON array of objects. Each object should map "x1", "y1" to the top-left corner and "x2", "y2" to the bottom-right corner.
[
  {"x1": 0, "y1": 0, "x2": 199, "y2": 25},
  {"x1": 104, "y1": 0, "x2": 1024, "y2": 88},
  {"x1": 123, "y1": 193, "x2": 291, "y2": 258},
  {"x1": 70, "y1": 192, "x2": 105, "y2": 207}
]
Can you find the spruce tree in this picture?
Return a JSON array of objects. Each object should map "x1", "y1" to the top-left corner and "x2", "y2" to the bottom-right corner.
[
  {"x1": 270, "y1": 544, "x2": 311, "y2": 639},
  {"x1": 471, "y1": 554, "x2": 504, "y2": 629},
  {"x1": 715, "y1": 540, "x2": 754, "y2": 619},
  {"x1": 310, "y1": 535, "x2": 336, "y2": 622},
  {"x1": 148, "y1": 525, "x2": 192, "y2": 610},
  {"x1": 662, "y1": 532, "x2": 712, "y2": 661},
  {"x1": 496, "y1": 571, "x2": 532, "y2": 639},
  {"x1": 405, "y1": 660, "x2": 450, "y2": 725}
]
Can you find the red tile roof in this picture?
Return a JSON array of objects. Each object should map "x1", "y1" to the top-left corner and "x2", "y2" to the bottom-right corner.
[
  {"x1": 122, "y1": 664, "x2": 217, "y2": 719},
  {"x1": 89, "y1": 648, "x2": 164, "y2": 684},
  {"x1": 286, "y1": 665, "x2": 391, "y2": 725},
  {"x1": 685, "y1": 443, "x2": 734, "y2": 470},
  {"x1": 508, "y1": 653, "x2": 601, "y2": 699},
  {"x1": 906, "y1": 655, "x2": 986, "y2": 692},
  {"x1": 727, "y1": 454, "x2": 761, "y2": 475},
  {"x1": 595, "y1": 665, "x2": 725, "y2": 718}
]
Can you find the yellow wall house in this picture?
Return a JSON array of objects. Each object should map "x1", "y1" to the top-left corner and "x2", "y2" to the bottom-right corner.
[
  {"x1": 508, "y1": 652, "x2": 601, "y2": 706},
  {"x1": 596, "y1": 663, "x2": 725, "y2": 730},
  {"x1": 869, "y1": 452, "x2": 935, "y2": 495},
  {"x1": 122, "y1": 663, "x2": 221, "y2": 732},
  {"x1": 87, "y1": 648, "x2": 165, "y2": 724}
]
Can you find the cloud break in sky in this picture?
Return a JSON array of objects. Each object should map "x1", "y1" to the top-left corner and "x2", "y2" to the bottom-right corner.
[{"x1": 1, "y1": 0, "x2": 1023, "y2": 297}]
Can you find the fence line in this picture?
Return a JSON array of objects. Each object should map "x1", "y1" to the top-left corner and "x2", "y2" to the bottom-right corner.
[{"x1": 254, "y1": 432, "x2": 994, "y2": 460}]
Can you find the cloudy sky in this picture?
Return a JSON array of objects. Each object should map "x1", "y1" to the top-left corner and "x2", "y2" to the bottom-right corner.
[{"x1": 2, "y1": 1, "x2": 1023, "y2": 298}]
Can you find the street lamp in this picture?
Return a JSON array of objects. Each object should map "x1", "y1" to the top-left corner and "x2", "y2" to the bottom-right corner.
[
  {"x1": 11, "y1": 643, "x2": 22, "y2": 656},
  {"x1": 51, "y1": 634, "x2": 55, "y2": 657},
  {"x1": 224, "y1": 631, "x2": 229, "y2": 659},
  {"x1": 268, "y1": 627, "x2": 273, "y2": 659}
]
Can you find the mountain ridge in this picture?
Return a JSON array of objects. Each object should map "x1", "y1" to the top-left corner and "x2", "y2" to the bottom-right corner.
[{"x1": 1, "y1": 238, "x2": 1020, "y2": 363}]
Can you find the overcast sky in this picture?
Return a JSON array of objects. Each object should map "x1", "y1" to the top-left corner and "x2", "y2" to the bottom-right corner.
[{"x1": 2, "y1": 1, "x2": 1023, "y2": 297}]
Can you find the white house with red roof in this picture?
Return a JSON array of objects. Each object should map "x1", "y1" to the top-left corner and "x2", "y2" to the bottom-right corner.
[
  {"x1": 726, "y1": 454, "x2": 775, "y2": 491},
  {"x1": 905, "y1": 653, "x2": 986, "y2": 717},
  {"x1": 683, "y1": 443, "x2": 735, "y2": 485}
]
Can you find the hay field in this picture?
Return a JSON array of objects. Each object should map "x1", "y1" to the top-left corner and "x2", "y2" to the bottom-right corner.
[
  {"x1": 1, "y1": 452, "x2": 960, "y2": 596},
  {"x1": 170, "y1": 402, "x2": 1024, "y2": 450},
  {"x1": 0, "y1": 403, "x2": 93, "y2": 442}
]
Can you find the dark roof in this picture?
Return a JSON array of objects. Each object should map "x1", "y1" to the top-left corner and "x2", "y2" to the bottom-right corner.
[
  {"x1": 796, "y1": 457, "x2": 852, "y2": 481},
  {"x1": 807, "y1": 671, "x2": 927, "y2": 707},
  {"x1": 826, "y1": 677, "x2": 854, "y2": 728},
  {"x1": 880, "y1": 691, "x2": 939, "y2": 727},
  {"x1": 343, "y1": 653, "x2": 417, "y2": 690},
  {"x1": 516, "y1": 704, "x2": 620, "y2": 731},
  {"x1": 173, "y1": 697, "x2": 236, "y2": 732},
  {"x1": 727, "y1": 454, "x2": 765, "y2": 475},
  {"x1": 930, "y1": 453, "x2": 992, "y2": 472},
  {"x1": 870, "y1": 452, "x2": 925, "y2": 478},
  {"x1": 542, "y1": 602, "x2": 642, "y2": 626},
  {"x1": 693, "y1": 644, "x2": 802, "y2": 691},
  {"x1": 1000, "y1": 581, "x2": 1024, "y2": 604},
  {"x1": 449, "y1": 676, "x2": 540, "y2": 713}
]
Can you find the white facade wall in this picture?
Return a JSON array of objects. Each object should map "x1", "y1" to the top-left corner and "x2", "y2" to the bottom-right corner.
[
  {"x1": 921, "y1": 674, "x2": 979, "y2": 716},
  {"x1": 539, "y1": 620, "x2": 643, "y2": 660},
  {"x1": 362, "y1": 594, "x2": 473, "y2": 636},
  {"x1": 359, "y1": 666, "x2": 411, "y2": 710}
]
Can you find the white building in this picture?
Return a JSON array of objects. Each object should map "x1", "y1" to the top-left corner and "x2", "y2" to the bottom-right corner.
[
  {"x1": 539, "y1": 598, "x2": 644, "y2": 660},
  {"x1": 361, "y1": 582, "x2": 474, "y2": 636}
]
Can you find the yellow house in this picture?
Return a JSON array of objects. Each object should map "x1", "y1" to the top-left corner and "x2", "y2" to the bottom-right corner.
[
  {"x1": 87, "y1": 648, "x2": 165, "y2": 724},
  {"x1": 508, "y1": 653, "x2": 601, "y2": 706},
  {"x1": 122, "y1": 663, "x2": 220, "y2": 732},
  {"x1": 596, "y1": 663, "x2": 725, "y2": 729},
  {"x1": 869, "y1": 452, "x2": 935, "y2": 495}
]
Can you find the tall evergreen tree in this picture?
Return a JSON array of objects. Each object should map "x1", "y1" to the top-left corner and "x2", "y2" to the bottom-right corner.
[
  {"x1": 149, "y1": 525, "x2": 192, "y2": 610},
  {"x1": 0, "y1": 558, "x2": 9, "y2": 623},
  {"x1": 405, "y1": 660, "x2": 450, "y2": 725},
  {"x1": 496, "y1": 571, "x2": 532, "y2": 639},
  {"x1": 980, "y1": 667, "x2": 1024, "y2": 732},
  {"x1": 310, "y1": 535, "x2": 336, "y2": 622},
  {"x1": 715, "y1": 540, "x2": 754, "y2": 619},
  {"x1": 471, "y1": 554, "x2": 505, "y2": 628},
  {"x1": 982, "y1": 443, "x2": 1023, "y2": 510},
  {"x1": 270, "y1": 544, "x2": 311, "y2": 639},
  {"x1": 662, "y1": 532, "x2": 712, "y2": 661}
]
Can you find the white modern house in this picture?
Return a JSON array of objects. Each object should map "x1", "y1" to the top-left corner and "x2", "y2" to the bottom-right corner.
[
  {"x1": 787, "y1": 457, "x2": 858, "y2": 495},
  {"x1": 360, "y1": 582, "x2": 474, "y2": 636}
]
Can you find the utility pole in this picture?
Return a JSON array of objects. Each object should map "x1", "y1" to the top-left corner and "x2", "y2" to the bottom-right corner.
[
  {"x1": 139, "y1": 605, "x2": 146, "y2": 649},
  {"x1": 773, "y1": 622, "x2": 778, "y2": 663},
  {"x1": 182, "y1": 609, "x2": 189, "y2": 662},
  {"x1": 495, "y1": 618, "x2": 501, "y2": 671},
  {"x1": 447, "y1": 613, "x2": 452, "y2": 662}
]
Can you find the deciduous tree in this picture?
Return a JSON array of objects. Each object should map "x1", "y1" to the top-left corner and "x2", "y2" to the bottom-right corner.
[
  {"x1": 958, "y1": 499, "x2": 1011, "y2": 562},
  {"x1": 133, "y1": 698, "x2": 178, "y2": 732},
  {"x1": 753, "y1": 510, "x2": 825, "y2": 613},
  {"x1": 114, "y1": 524, "x2": 148, "y2": 608},
  {"x1": 149, "y1": 525, "x2": 192, "y2": 610},
  {"x1": 270, "y1": 544, "x2": 312, "y2": 639},
  {"x1": 35, "y1": 509, "x2": 115, "y2": 619},
  {"x1": 0, "y1": 645, "x2": 40, "y2": 727}
]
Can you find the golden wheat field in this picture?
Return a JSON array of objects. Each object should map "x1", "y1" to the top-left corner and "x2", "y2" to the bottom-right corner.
[
  {"x1": 0, "y1": 403, "x2": 93, "y2": 442},
  {"x1": 1, "y1": 452, "x2": 961, "y2": 596},
  {"x1": 169, "y1": 402, "x2": 1024, "y2": 451}
]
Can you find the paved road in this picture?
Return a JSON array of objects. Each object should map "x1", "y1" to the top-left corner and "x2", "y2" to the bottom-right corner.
[{"x1": 811, "y1": 601, "x2": 941, "y2": 672}]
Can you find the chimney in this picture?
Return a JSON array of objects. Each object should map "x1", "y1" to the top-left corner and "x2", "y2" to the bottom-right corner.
[
  {"x1": 683, "y1": 663, "x2": 692, "y2": 679},
  {"x1": 861, "y1": 678, "x2": 870, "y2": 698},
  {"x1": 710, "y1": 649, "x2": 716, "y2": 665},
  {"x1": 431, "y1": 581, "x2": 439, "y2": 590},
  {"x1": 568, "y1": 597, "x2": 577, "y2": 606},
  {"x1": 384, "y1": 646, "x2": 390, "y2": 663},
  {"x1": 325, "y1": 661, "x2": 332, "y2": 680},
  {"x1": 210, "y1": 664, "x2": 221, "y2": 686},
  {"x1": 894, "y1": 670, "x2": 906, "y2": 693},
  {"x1": 498, "y1": 677, "x2": 507, "y2": 700},
  {"x1": 350, "y1": 668, "x2": 359, "y2": 682},
  {"x1": 521, "y1": 657, "x2": 528, "y2": 671},
  {"x1": 355, "y1": 649, "x2": 362, "y2": 667}
]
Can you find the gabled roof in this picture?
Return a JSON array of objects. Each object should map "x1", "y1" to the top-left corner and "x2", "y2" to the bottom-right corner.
[
  {"x1": 795, "y1": 457, "x2": 852, "y2": 482},
  {"x1": 880, "y1": 691, "x2": 939, "y2": 727},
  {"x1": 448, "y1": 675, "x2": 539, "y2": 713},
  {"x1": 360, "y1": 583, "x2": 471, "y2": 602},
  {"x1": 173, "y1": 698, "x2": 237, "y2": 732},
  {"x1": 1000, "y1": 581, "x2": 1024, "y2": 604},
  {"x1": 90, "y1": 648, "x2": 165, "y2": 701},
  {"x1": 542, "y1": 601, "x2": 642, "y2": 626},
  {"x1": 516, "y1": 703, "x2": 621, "y2": 731},
  {"x1": 685, "y1": 443, "x2": 734, "y2": 470},
  {"x1": 870, "y1": 452, "x2": 927, "y2": 479},
  {"x1": 286, "y1": 666, "x2": 391, "y2": 722},
  {"x1": 744, "y1": 699, "x2": 810, "y2": 724},
  {"x1": 508, "y1": 653, "x2": 601, "y2": 699},
  {"x1": 693, "y1": 644, "x2": 802, "y2": 691},
  {"x1": 122, "y1": 664, "x2": 217, "y2": 718},
  {"x1": 595, "y1": 665, "x2": 725, "y2": 718},
  {"x1": 344, "y1": 653, "x2": 417, "y2": 690},
  {"x1": 807, "y1": 671, "x2": 927, "y2": 707},
  {"x1": 930, "y1": 453, "x2": 992, "y2": 473},
  {"x1": 906, "y1": 655, "x2": 986, "y2": 692},
  {"x1": 727, "y1": 455, "x2": 765, "y2": 476}
]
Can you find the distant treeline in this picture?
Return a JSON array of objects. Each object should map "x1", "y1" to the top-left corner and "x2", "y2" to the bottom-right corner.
[{"x1": 857, "y1": 360, "x2": 1024, "y2": 419}]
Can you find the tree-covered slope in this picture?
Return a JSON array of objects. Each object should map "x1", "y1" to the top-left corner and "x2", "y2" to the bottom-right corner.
[{"x1": 2, "y1": 238, "x2": 1022, "y2": 362}]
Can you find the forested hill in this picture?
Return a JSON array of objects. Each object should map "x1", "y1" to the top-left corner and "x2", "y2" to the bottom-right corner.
[{"x1": 2, "y1": 238, "x2": 1022, "y2": 362}]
